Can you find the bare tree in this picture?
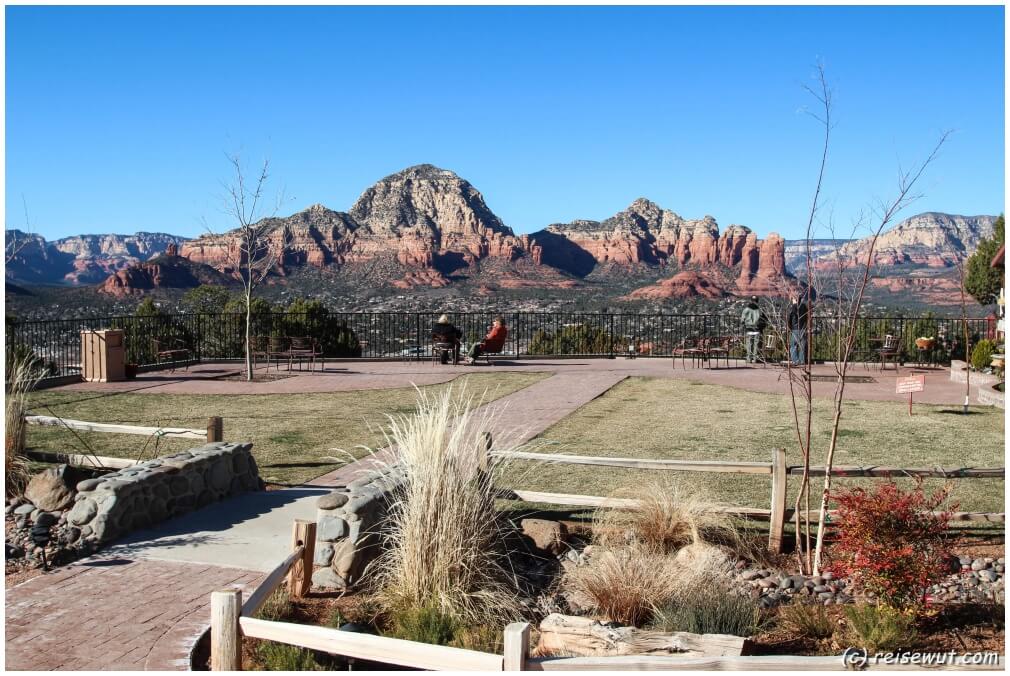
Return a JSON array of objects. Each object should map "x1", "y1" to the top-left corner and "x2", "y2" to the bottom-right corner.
[
  {"x1": 5, "y1": 195, "x2": 36, "y2": 266},
  {"x1": 768, "y1": 65, "x2": 950, "y2": 575},
  {"x1": 213, "y1": 153, "x2": 284, "y2": 381},
  {"x1": 809, "y1": 132, "x2": 950, "y2": 574}
]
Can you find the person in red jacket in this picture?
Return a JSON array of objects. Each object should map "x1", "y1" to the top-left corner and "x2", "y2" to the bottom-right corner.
[{"x1": 466, "y1": 316, "x2": 508, "y2": 364}]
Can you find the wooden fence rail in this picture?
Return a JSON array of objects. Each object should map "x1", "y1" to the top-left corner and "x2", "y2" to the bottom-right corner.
[
  {"x1": 23, "y1": 415, "x2": 224, "y2": 470},
  {"x1": 495, "y1": 448, "x2": 1005, "y2": 553},
  {"x1": 209, "y1": 522, "x2": 1005, "y2": 672}
]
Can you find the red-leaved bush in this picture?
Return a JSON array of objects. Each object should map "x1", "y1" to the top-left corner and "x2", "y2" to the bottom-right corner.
[{"x1": 827, "y1": 480, "x2": 955, "y2": 609}]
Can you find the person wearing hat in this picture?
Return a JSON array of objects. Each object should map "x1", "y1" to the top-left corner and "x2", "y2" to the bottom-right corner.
[
  {"x1": 432, "y1": 314, "x2": 462, "y2": 364},
  {"x1": 740, "y1": 296, "x2": 766, "y2": 364}
]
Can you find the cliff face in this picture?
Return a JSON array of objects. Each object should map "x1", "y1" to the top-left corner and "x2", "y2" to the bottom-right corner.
[
  {"x1": 540, "y1": 198, "x2": 793, "y2": 296},
  {"x1": 100, "y1": 251, "x2": 231, "y2": 297},
  {"x1": 813, "y1": 213, "x2": 998, "y2": 270},
  {"x1": 6, "y1": 230, "x2": 186, "y2": 285}
]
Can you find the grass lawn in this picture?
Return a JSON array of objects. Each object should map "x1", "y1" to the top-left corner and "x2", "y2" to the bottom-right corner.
[
  {"x1": 26, "y1": 371, "x2": 549, "y2": 484},
  {"x1": 506, "y1": 377, "x2": 1005, "y2": 514}
]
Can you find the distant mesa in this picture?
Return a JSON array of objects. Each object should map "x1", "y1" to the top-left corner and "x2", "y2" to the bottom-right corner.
[{"x1": 4, "y1": 166, "x2": 996, "y2": 305}]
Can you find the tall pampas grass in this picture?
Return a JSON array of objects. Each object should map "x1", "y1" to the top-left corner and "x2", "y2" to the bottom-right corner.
[
  {"x1": 6, "y1": 353, "x2": 41, "y2": 497},
  {"x1": 370, "y1": 384, "x2": 526, "y2": 628}
]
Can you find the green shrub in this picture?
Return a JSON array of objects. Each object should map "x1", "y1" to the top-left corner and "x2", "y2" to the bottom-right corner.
[
  {"x1": 254, "y1": 641, "x2": 320, "y2": 671},
  {"x1": 971, "y1": 339, "x2": 996, "y2": 371},
  {"x1": 843, "y1": 604, "x2": 918, "y2": 653},
  {"x1": 651, "y1": 584, "x2": 762, "y2": 637},
  {"x1": 386, "y1": 605, "x2": 459, "y2": 646},
  {"x1": 779, "y1": 603, "x2": 834, "y2": 640},
  {"x1": 325, "y1": 607, "x2": 346, "y2": 629},
  {"x1": 253, "y1": 589, "x2": 294, "y2": 622}
]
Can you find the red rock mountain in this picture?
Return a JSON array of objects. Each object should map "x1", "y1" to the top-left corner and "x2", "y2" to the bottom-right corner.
[{"x1": 79, "y1": 164, "x2": 793, "y2": 297}]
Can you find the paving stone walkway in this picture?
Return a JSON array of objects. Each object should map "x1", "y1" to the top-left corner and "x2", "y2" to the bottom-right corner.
[
  {"x1": 5, "y1": 559, "x2": 261, "y2": 671},
  {"x1": 5, "y1": 369, "x2": 626, "y2": 671}
]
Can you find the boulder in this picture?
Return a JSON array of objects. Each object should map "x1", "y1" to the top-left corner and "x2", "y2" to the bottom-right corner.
[
  {"x1": 24, "y1": 465, "x2": 75, "y2": 512},
  {"x1": 521, "y1": 518, "x2": 568, "y2": 556}
]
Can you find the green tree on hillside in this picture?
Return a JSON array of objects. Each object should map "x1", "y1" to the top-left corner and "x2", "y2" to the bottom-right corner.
[
  {"x1": 181, "y1": 285, "x2": 234, "y2": 313},
  {"x1": 964, "y1": 215, "x2": 1004, "y2": 306}
]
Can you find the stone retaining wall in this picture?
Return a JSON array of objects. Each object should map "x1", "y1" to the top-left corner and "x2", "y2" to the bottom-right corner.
[
  {"x1": 66, "y1": 442, "x2": 261, "y2": 546},
  {"x1": 311, "y1": 464, "x2": 406, "y2": 589}
]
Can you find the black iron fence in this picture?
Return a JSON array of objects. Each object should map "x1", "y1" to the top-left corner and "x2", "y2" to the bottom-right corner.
[{"x1": 6, "y1": 312, "x2": 994, "y2": 382}]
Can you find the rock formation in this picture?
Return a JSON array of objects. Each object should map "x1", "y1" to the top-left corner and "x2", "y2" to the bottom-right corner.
[
  {"x1": 100, "y1": 254, "x2": 231, "y2": 297},
  {"x1": 5, "y1": 231, "x2": 185, "y2": 285},
  {"x1": 812, "y1": 212, "x2": 998, "y2": 270},
  {"x1": 622, "y1": 271, "x2": 729, "y2": 300}
]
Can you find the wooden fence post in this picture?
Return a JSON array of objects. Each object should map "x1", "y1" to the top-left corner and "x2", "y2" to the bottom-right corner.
[
  {"x1": 210, "y1": 589, "x2": 242, "y2": 671},
  {"x1": 207, "y1": 416, "x2": 223, "y2": 442},
  {"x1": 288, "y1": 520, "x2": 316, "y2": 599},
  {"x1": 768, "y1": 448, "x2": 787, "y2": 554},
  {"x1": 503, "y1": 622, "x2": 531, "y2": 671}
]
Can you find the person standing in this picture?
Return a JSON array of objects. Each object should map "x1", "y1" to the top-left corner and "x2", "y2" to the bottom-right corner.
[
  {"x1": 740, "y1": 296, "x2": 765, "y2": 364},
  {"x1": 786, "y1": 294, "x2": 811, "y2": 365}
]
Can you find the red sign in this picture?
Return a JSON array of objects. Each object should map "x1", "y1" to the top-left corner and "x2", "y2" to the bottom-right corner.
[{"x1": 896, "y1": 374, "x2": 926, "y2": 394}]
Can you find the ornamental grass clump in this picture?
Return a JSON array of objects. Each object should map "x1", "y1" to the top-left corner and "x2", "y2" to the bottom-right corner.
[
  {"x1": 827, "y1": 480, "x2": 953, "y2": 610},
  {"x1": 5, "y1": 353, "x2": 41, "y2": 497},
  {"x1": 371, "y1": 385, "x2": 525, "y2": 628},
  {"x1": 596, "y1": 480, "x2": 741, "y2": 555},
  {"x1": 562, "y1": 539, "x2": 682, "y2": 627}
]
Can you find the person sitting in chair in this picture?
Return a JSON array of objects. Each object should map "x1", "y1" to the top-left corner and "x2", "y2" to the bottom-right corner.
[
  {"x1": 467, "y1": 316, "x2": 508, "y2": 364},
  {"x1": 432, "y1": 314, "x2": 462, "y2": 364}
]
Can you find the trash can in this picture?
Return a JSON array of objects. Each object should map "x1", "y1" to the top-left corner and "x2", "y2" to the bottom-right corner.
[{"x1": 81, "y1": 329, "x2": 126, "y2": 382}]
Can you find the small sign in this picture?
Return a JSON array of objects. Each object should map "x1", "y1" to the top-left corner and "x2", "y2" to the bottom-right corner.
[{"x1": 896, "y1": 374, "x2": 926, "y2": 394}]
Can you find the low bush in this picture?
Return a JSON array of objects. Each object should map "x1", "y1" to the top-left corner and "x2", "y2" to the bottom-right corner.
[
  {"x1": 254, "y1": 641, "x2": 320, "y2": 671},
  {"x1": 779, "y1": 603, "x2": 834, "y2": 640},
  {"x1": 843, "y1": 604, "x2": 918, "y2": 653},
  {"x1": 599, "y1": 481, "x2": 739, "y2": 555},
  {"x1": 652, "y1": 585, "x2": 762, "y2": 637},
  {"x1": 827, "y1": 480, "x2": 954, "y2": 610},
  {"x1": 563, "y1": 540, "x2": 681, "y2": 626},
  {"x1": 386, "y1": 604, "x2": 458, "y2": 646},
  {"x1": 253, "y1": 588, "x2": 294, "y2": 623},
  {"x1": 971, "y1": 339, "x2": 996, "y2": 371}
]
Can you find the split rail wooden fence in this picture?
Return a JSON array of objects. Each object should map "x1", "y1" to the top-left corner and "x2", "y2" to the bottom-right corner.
[
  {"x1": 209, "y1": 519, "x2": 1004, "y2": 671},
  {"x1": 491, "y1": 449, "x2": 1005, "y2": 553},
  {"x1": 24, "y1": 414, "x2": 224, "y2": 469}
]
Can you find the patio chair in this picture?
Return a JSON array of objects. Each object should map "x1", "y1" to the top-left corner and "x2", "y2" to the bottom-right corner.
[
  {"x1": 268, "y1": 336, "x2": 292, "y2": 371},
  {"x1": 288, "y1": 336, "x2": 324, "y2": 373},
  {"x1": 432, "y1": 340, "x2": 459, "y2": 366},
  {"x1": 876, "y1": 334, "x2": 902, "y2": 371},
  {"x1": 759, "y1": 333, "x2": 782, "y2": 368},
  {"x1": 250, "y1": 336, "x2": 270, "y2": 370},
  {"x1": 671, "y1": 337, "x2": 706, "y2": 369},
  {"x1": 704, "y1": 336, "x2": 733, "y2": 369},
  {"x1": 151, "y1": 337, "x2": 192, "y2": 372}
]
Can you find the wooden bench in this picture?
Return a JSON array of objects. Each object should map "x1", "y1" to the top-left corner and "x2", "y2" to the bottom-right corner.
[{"x1": 151, "y1": 337, "x2": 192, "y2": 371}]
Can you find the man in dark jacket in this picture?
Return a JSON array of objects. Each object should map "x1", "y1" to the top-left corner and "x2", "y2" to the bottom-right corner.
[
  {"x1": 786, "y1": 294, "x2": 811, "y2": 365},
  {"x1": 740, "y1": 296, "x2": 766, "y2": 364},
  {"x1": 432, "y1": 314, "x2": 462, "y2": 364}
]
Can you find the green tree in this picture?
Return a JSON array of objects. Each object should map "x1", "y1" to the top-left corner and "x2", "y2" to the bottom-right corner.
[
  {"x1": 134, "y1": 297, "x2": 163, "y2": 317},
  {"x1": 964, "y1": 215, "x2": 1005, "y2": 306},
  {"x1": 181, "y1": 285, "x2": 234, "y2": 313}
]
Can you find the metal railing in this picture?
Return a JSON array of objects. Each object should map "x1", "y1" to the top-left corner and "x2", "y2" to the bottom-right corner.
[{"x1": 5, "y1": 312, "x2": 993, "y2": 383}]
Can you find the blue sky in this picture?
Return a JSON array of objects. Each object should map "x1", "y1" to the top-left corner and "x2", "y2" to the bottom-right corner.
[{"x1": 6, "y1": 5, "x2": 1005, "y2": 241}]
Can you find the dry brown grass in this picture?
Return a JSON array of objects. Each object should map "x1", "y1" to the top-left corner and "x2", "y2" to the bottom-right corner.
[
  {"x1": 370, "y1": 383, "x2": 527, "y2": 628},
  {"x1": 561, "y1": 540, "x2": 682, "y2": 626},
  {"x1": 6, "y1": 356, "x2": 41, "y2": 497},
  {"x1": 596, "y1": 480, "x2": 741, "y2": 555}
]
